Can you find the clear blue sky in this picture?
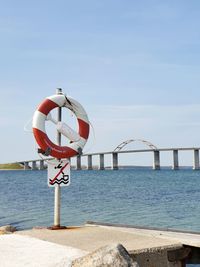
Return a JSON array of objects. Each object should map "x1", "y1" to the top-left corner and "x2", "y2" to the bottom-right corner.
[{"x1": 1, "y1": 0, "x2": 200, "y2": 165}]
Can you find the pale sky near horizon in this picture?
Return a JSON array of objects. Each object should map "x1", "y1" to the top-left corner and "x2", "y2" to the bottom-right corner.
[{"x1": 1, "y1": 0, "x2": 200, "y2": 166}]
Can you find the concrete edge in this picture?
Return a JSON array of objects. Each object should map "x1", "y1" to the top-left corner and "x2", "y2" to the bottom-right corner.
[
  {"x1": 86, "y1": 221, "x2": 200, "y2": 235},
  {"x1": 129, "y1": 244, "x2": 183, "y2": 255}
]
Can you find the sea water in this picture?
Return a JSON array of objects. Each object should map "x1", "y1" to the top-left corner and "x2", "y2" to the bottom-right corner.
[{"x1": 0, "y1": 168, "x2": 200, "y2": 232}]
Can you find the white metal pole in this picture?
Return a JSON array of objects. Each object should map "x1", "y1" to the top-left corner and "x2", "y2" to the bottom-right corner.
[{"x1": 54, "y1": 88, "x2": 62, "y2": 227}]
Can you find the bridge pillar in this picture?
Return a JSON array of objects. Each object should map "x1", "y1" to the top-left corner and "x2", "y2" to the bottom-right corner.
[
  {"x1": 112, "y1": 152, "x2": 118, "y2": 170},
  {"x1": 39, "y1": 160, "x2": 45, "y2": 170},
  {"x1": 24, "y1": 162, "x2": 29, "y2": 170},
  {"x1": 32, "y1": 161, "x2": 37, "y2": 170},
  {"x1": 153, "y1": 150, "x2": 160, "y2": 170},
  {"x1": 87, "y1": 155, "x2": 93, "y2": 170},
  {"x1": 99, "y1": 154, "x2": 105, "y2": 170},
  {"x1": 193, "y1": 149, "x2": 200, "y2": 170},
  {"x1": 76, "y1": 155, "x2": 82, "y2": 170},
  {"x1": 172, "y1": 150, "x2": 179, "y2": 170}
]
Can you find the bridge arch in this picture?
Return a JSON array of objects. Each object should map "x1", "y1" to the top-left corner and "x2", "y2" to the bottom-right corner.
[{"x1": 114, "y1": 139, "x2": 158, "y2": 151}]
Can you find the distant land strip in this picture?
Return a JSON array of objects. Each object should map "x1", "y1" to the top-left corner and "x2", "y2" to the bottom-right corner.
[
  {"x1": 0, "y1": 163, "x2": 23, "y2": 170},
  {"x1": 0, "y1": 163, "x2": 194, "y2": 170}
]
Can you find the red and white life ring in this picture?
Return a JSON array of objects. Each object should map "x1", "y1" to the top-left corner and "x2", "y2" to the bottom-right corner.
[{"x1": 32, "y1": 94, "x2": 90, "y2": 158}]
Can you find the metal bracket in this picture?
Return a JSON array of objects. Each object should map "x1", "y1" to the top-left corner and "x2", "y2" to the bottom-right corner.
[
  {"x1": 38, "y1": 147, "x2": 52, "y2": 156},
  {"x1": 77, "y1": 147, "x2": 83, "y2": 155}
]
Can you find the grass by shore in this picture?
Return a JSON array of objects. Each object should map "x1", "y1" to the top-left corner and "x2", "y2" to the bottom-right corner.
[{"x1": 0, "y1": 163, "x2": 23, "y2": 170}]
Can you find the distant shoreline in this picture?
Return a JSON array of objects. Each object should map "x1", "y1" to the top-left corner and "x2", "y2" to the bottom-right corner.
[
  {"x1": 0, "y1": 163, "x2": 23, "y2": 170},
  {"x1": 0, "y1": 165, "x2": 194, "y2": 170},
  {"x1": 0, "y1": 169, "x2": 25, "y2": 171}
]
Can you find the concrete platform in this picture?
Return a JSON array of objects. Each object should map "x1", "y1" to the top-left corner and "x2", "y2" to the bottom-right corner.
[
  {"x1": 17, "y1": 224, "x2": 185, "y2": 267},
  {"x1": 17, "y1": 223, "x2": 200, "y2": 266},
  {"x1": 17, "y1": 225, "x2": 182, "y2": 253}
]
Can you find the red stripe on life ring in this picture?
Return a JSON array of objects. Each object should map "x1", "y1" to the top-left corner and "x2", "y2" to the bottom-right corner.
[
  {"x1": 33, "y1": 128, "x2": 78, "y2": 158},
  {"x1": 78, "y1": 118, "x2": 89, "y2": 139},
  {"x1": 38, "y1": 99, "x2": 59, "y2": 115}
]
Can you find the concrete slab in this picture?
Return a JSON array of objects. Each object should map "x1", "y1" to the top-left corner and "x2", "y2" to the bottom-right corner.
[
  {"x1": 92, "y1": 224, "x2": 200, "y2": 249},
  {"x1": 0, "y1": 234, "x2": 86, "y2": 267},
  {"x1": 17, "y1": 225, "x2": 182, "y2": 253}
]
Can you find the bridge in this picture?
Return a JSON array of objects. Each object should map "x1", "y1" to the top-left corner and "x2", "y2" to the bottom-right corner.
[{"x1": 19, "y1": 147, "x2": 200, "y2": 171}]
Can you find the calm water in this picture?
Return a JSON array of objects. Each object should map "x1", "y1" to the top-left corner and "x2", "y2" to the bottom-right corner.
[{"x1": 0, "y1": 168, "x2": 200, "y2": 232}]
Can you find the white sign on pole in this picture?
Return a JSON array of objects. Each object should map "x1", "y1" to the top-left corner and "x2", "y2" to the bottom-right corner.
[{"x1": 47, "y1": 159, "x2": 70, "y2": 187}]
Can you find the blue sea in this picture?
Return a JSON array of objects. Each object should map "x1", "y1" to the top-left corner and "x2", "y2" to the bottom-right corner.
[{"x1": 0, "y1": 168, "x2": 200, "y2": 232}]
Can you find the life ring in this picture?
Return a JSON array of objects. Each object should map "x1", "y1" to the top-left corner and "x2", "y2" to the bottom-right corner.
[{"x1": 32, "y1": 94, "x2": 90, "y2": 158}]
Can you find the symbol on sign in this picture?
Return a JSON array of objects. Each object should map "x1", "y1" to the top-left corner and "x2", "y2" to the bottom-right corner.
[
  {"x1": 54, "y1": 162, "x2": 63, "y2": 169},
  {"x1": 48, "y1": 160, "x2": 70, "y2": 187}
]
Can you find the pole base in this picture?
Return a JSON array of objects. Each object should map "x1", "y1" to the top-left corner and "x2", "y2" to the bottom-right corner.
[{"x1": 48, "y1": 225, "x2": 67, "y2": 230}]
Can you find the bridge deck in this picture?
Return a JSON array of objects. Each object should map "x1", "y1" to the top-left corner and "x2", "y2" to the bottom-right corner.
[{"x1": 19, "y1": 147, "x2": 200, "y2": 162}]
